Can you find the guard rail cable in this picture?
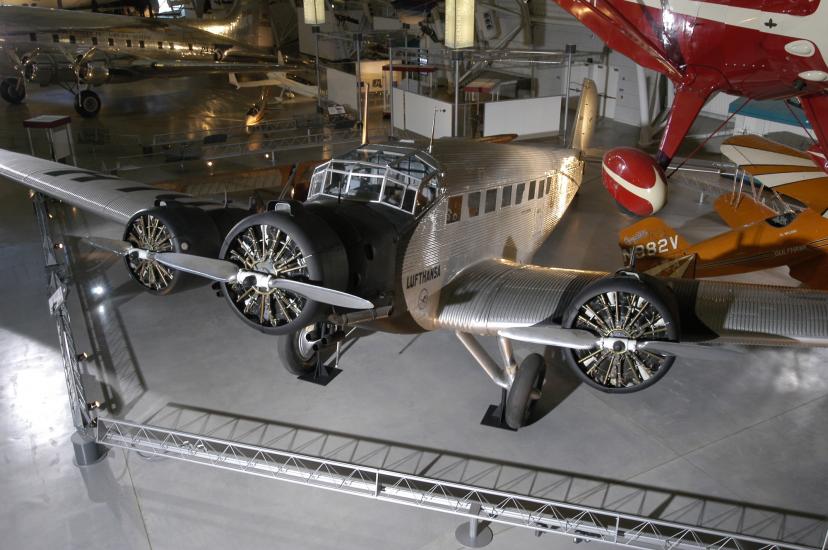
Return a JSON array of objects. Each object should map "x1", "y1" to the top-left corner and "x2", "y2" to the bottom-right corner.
[{"x1": 32, "y1": 193, "x2": 828, "y2": 549}]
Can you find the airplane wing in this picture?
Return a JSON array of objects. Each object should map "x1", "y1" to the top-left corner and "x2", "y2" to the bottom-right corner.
[
  {"x1": 116, "y1": 59, "x2": 293, "y2": 79},
  {"x1": 434, "y1": 259, "x2": 828, "y2": 347},
  {"x1": 712, "y1": 192, "x2": 776, "y2": 229},
  {"x1": 552, "y1": 0, "x2": 684, "y2": 82},
  {"x1": 721, "y1": 135, "x2": 828, "y2": 213},
  {"x1": 0, "y1": 148, "x2": 216, "y2": 224}
]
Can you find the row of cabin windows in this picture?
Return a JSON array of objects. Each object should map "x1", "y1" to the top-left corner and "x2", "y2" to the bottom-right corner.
[
  {"x1": 41, "y1": 33, "x2": 194, "y2": 51},
  {"x1": 446, "y1": 175, "x2": 555, "y2": 224}
]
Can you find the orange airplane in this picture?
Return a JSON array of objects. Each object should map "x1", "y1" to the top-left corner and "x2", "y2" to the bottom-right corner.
[{"x1": 619, "y1": 135, "x2": 828, "y2": 290}]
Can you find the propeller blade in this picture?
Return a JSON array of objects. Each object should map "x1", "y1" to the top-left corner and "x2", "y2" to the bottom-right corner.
[
  {"x1": 85, "y1": 236, "x2": 134, "y2": 256},
  {"x1": 638, "y1": 340, "x2": 740, "y2": 361},
  {"x1": 269, "y1": 278, "x2": 374, "y2": 310},
  {"x1": 154, "y1": 252, "x2": 239, "y2": 282},
  {"x1": 498, "y1": 326, "x2": 598, "y2": 349}
]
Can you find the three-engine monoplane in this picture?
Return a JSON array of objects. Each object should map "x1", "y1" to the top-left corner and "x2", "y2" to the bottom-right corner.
[{"x1": 4, "y1": 80, "x2": 828, "y2": 430}]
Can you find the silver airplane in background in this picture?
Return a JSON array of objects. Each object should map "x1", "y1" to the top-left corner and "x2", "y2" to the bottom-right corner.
[{"x1": 0, "y1": 0, "x2": 286, "y2": 116}]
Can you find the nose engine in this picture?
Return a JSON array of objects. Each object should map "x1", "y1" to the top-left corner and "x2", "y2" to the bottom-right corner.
[{"x1": 218, "y1": 207, "x2": 348, "y2": 334}]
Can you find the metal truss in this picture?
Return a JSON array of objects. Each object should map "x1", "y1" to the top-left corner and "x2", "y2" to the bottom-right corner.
[
  {"x1": 33, "y1": 194, "x2": 96, "y2": 431},
  {"x1": 97, "y1": 416, "x2": 827, "y2": 550}
]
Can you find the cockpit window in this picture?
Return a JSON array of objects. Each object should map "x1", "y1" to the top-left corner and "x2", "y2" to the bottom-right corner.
[{"x1": 308, "y1": 144, "x2": 439, "y2": 215}]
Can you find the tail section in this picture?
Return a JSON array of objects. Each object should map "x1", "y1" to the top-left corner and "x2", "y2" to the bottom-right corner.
[
  {"x1": 619, "y1": 217, "x2": 690, "y2": 270},
  {"x1": 570, "y1": 78, "x2": 598, "y2": 153}
]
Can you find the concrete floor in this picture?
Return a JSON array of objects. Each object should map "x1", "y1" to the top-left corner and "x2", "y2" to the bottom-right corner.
[{"x1": 1, "y1": 76, "x2": 827, "y2": 550}]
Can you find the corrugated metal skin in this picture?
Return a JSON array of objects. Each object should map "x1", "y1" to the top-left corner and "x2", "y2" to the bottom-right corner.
[
  {"x1": 675, "y1": 279, "x2": 828, "y2": 346},
  {"x1": 0, "y1": 149, "x2": 198, "y2": 223},
  {"x1": 430, "y1": 261, "x2": 828, "y2": 345},
  {"x1": 400, "y1": 142, "x2": 584, "y2": 331},
  {"x1": 429, "y1": 140, "x2": 577, "y2": 194},
  {"x1": 434, "y1": 260, "x2": 604, "y2": 333}
]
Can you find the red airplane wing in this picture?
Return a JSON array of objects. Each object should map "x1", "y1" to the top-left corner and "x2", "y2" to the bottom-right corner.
[{"x1": 554, "y1": 0, "x2": 684, "y2": 82}]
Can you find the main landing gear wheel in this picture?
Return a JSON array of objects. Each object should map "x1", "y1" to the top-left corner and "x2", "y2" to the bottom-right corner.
[
  {"x1": 276, "y1": 324, "x2": 318, "y2": 375},
  {"x1": 0, "y1": 78, "x2": 25, "y2": 104},
  {"x1": 74, "y1": 89, "x2": 101, "y2": 117},
  {"x1": 563, "y1": 274, "x2": 679, "y2": 393},
  {"x1": 504, "y1": 353, "x2": 545, "y2": 430}
]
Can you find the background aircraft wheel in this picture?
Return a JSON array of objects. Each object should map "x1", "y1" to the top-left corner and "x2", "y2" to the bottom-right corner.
[
  {"x1": 276, "y1": 324, "x2": 319, "y2": 375},
  {"x1": 505, "y1": 353, "x2": 545, "y2": 430},
  {"x1": 563, "y1": 274, "x2": 679, "y2": 393},
  {"x1": 0, "y1": 78, "x2": 25, "y2": 104},
  {"x1": 74, "y1": 90, "x2": 101, "y2": 117}
]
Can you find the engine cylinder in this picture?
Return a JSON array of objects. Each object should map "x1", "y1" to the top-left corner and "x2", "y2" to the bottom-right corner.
[
  {"x1": 122, "y1": 205, "x2": 221, "y2": 295},
  {"x1": 218, "y1": 206, "x2": 348, "y2": 334}
]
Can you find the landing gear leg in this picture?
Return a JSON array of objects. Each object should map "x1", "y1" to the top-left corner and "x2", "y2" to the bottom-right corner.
[
  {"x1": 296, "y1": 322, "x2": 343, "y2": 386},
  {"x1": 455, "y1": 332, "x2": 546, "y2": 430}
]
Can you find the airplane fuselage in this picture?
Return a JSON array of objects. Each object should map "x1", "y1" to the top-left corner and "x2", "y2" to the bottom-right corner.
[{"x1": 302, "y1": 140, "x2": 585, "y2": 334}]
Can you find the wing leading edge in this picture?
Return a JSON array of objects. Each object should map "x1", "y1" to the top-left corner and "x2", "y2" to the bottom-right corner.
[{"x1": 0, "y1": 148, "x2": 213, "y2": 223}]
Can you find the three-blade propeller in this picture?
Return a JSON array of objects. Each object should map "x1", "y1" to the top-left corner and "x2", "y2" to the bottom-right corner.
[{"x1": 499, "y1": 325, "x2": 738, "y2": 361}]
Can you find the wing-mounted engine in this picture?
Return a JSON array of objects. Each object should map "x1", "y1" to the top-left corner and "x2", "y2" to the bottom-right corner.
[
  {"x1": 24, "y1": 54, "x2": 74, "y2": 86},
  {"x1": 79, "y1": 61, "x2": 111, "y2": 85},
  {"x1": 561, "y1": 272, "x2": 680, "y2": 392},
  {"x1": 122, "y1": 205, "x2": 224, "y2": 294},
  {"x1": 218, "y1": 204, "x2": 349, "y2": 334}
]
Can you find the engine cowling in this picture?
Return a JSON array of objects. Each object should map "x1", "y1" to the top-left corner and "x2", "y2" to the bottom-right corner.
[
  {"x1": 562, "y1": 273, "x2": 679, "y2": 393},
  {"x1": 602, "y1": 147, "x2": 667, "y2": 216},
  {"x1": 80, "y1": 61, "x2": 111, "y2": 85},
  {"x1": 24, "y1": 59, "x2": 73, "y2": 86},
  {"x1": 122, "y1": 206, "x2": 222, "y2": 295},
  {"x1": 218, "y1": 206, "x2": 348, "y2": 335}
]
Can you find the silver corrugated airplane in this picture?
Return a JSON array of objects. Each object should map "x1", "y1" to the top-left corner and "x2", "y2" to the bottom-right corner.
[
  {"x1": 3, "y1": 81, "x2": 828, "y2": 430},
  {"x1": 0, "y1": 0, "x2": 286, "y2": 116}
]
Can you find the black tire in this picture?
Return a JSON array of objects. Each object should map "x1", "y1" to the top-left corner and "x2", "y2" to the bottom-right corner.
[
  {"x1": 562, "y1": 273, "x2": 680, "y2": 393},
  {"x1": 275, "y1": 325, "x2": 318, "y2": 375},
  {"x1": 505, "y1": 353, "x2": 545, "y2": 430},
  {"x1": 122, "y1": 206, "x2": 221, "y2": 295},
  {"x1": 74, "y1": 89, "x2": 101, "y2": 117},
  {"x1": 1, "y1": 78, "x2": 25, "y2": 104},
  {"x1": 219, "y1": 206, "x2": 348, "y2": 335}
]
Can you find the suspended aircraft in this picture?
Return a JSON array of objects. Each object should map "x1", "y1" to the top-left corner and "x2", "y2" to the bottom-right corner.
[
  {"x1": 552, "y1": 0, "x2": 828, "y2": 216},
  {"x1": 5, "y1": 81, "x2": 828, "y2": 430},
  {"x1": 620, "y1": 135, "x2": 828, "y2": 288},
  {"x1": 0, "y1": 0, "x2": 288, "y2": 117}
]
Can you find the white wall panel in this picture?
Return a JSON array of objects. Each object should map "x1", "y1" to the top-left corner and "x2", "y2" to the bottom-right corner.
[
  {"x1": 483, "y1": 96, "x2": 562, "y2": 137},
  {"x1": 326, "y1": 68, "x2": 359, "y2": 110},
  {"x1": 392, "y1": 89, "x2": 453, "y2": 138}
]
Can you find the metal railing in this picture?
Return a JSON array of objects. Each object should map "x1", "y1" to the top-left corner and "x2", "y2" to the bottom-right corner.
[
  {"x1": 32, "y1": 194, "x2": 96, "y2": 432},
  {"x1": 96, "y1": 414, "x2": 828, "y2": 550}
]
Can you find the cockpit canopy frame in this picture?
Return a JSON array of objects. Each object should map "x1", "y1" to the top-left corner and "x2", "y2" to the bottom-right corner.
[{"x1": 308, "y1": 144, "x2": 440, "y2": 215}]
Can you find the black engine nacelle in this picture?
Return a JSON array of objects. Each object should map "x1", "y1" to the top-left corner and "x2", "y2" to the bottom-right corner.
[{"x1": 122, "y1": 205, "x2": 224, "y2": 295}]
